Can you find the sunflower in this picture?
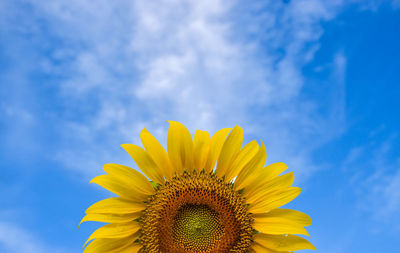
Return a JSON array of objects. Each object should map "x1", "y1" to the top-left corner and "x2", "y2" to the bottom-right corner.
[{"x1": 81, "y1": 121, "x2": 315, "y2": 252}]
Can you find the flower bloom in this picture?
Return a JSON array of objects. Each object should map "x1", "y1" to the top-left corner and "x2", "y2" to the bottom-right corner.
[{"x1": 81, "y1": 121, "x2": 315, "y2": 252}]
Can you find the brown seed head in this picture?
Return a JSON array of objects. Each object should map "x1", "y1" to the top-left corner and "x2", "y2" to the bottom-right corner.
[{"x1": 140, "y1": 170, "x2": 253, "y2": 252}]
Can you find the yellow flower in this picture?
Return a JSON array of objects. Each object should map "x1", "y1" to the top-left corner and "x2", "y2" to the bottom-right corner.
[{"x1": 81, "y1": 121, "x2": 315, "y2": 252}]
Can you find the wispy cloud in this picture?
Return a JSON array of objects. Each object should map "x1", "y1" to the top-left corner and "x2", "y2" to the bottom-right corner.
[
  {"x1": 343, "y1": 129, "x2": 400, "y2": 230},
  {"x1": 359, "y1": 137, "x2": 400, "y2": 225},
  {"x1": 0, "y1": 222, "x2": 68, "y2": 253},
  {"x1": 2, "y1": 0, "x2": 350, "y2": 180},
  {"x1": 357, "y1": 0, "x2": 400, "y2": 10}
]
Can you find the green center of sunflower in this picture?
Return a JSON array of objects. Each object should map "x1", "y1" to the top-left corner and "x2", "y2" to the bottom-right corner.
[{"x1": 173, "y1": 204, "x2": 223, "y2": 251}]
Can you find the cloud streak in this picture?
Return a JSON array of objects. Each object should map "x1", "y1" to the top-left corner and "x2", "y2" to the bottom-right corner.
[
  {"x1": 0, "y1": 222, "x2": 68, "y2": 253},
  {"x1": 0, "y1": 0, "x2": 352, "y2": 180}
]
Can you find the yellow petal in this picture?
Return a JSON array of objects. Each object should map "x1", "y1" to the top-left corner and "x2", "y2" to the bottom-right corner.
[
  {"x1": 84, "y1": 236, "x2": 137, "y2": 253},
  {"x1": 244, "y1": 162, "x2": 289, "y2": 194},
  {"x1": 234, "y1": 142, "x2": 267, "y2": 190},
  {"x1": 224, "y1": 140, "x2": 259, "y2": 182},
  {"x1": 253, "y1": 208, "x2": 312, "y2": 227},
  {"x1": 254, "y1": 233, "x2": 316, "y2": 251},
  {"x1": 252, "y1": 208, "x2": 311, "y2": 236},
  {"x1": 103, "y1": 163, "x2": 155, "y2": 195},
  {"x1": 84, "y1": 221, "x2": 140, "y2": 247},
  {"x1": 248, "y1": 248, "x2": 256, "y2": 253},
  {"x1": 253, "y1": 217, "x2": 309, "y2": 236},
  {"x1": 121, "y1": 144, "x2": 165, "y2": 184},
  {"x1": 80, "y1": 212, "x2": 142, "y2": 226},
  {"x1": 244, "y1": 172, "x2": 295, "y2": 203},
  {"x1": 119, "y1": 243, "x2": 142, "y2": 253},
  {"x1": 140, "y1": 128, "x2": 174, "y2": 180},
  {"x1": 90, "y1": 175, "x2": 148, "y2": 202},
  {"x1": 264, "y1": 162, "x2": 289, "y2": 179},
  {"x1": 193, "y1": 130, "x2": 211, "y2": 171},
  {"x1": 248, "y1": 187, "x2": 301, "y2": 213},
  {"x1": 167, "y1": 121, "x2": 194, "y2": 174},
  {"x1": 215, "y1": 125, "x2": 244, "y2": 179},
  {"x1": 85, "y1": 197, "x2": 146, "y2": 214},
  {"x1": 251, "y1": 242, "x2": 287, "y2": 253},
  {"x1": 203, "y1": 128, "x2": 232, "y2": 173}
]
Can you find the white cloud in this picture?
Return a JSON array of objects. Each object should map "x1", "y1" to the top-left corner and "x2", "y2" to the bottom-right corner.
[
  {"x1": 361, "y1": 149, "x2": 400, "y2": 224},
  {"x1": 362, "y1": 170, "x2": 400, "y2": 232},
  {"x1": 357, "y1": 0, "x2": 400, "y2": 10},
  {"x1": 0, "y1": 222, "x2": 68, "y2": 253},
  {"x1": 394, "y1": 0, "x2": 400, "y2": 8},
  {"x1": 343, "y1": 132, "x2": 400, "y2": 230},
  {"x1": 11, "y1": 0, "x2": 351, "y2": 179},
  {"x1": 378, "y1": 168, "x2": 400, "y2": 218}
]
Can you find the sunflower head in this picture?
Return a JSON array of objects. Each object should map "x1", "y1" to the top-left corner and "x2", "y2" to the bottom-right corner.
[{"x1": 81, "y1": 121, "x2": 315, "y2": 252}]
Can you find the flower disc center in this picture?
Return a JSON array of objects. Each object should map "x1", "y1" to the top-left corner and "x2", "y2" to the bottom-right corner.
[
  {"x1": 140, "y1": 171, "x2": 253, "y2": 252},
  {"x1": 173, "y1": 204, "x2": 223, "y2": 251}
]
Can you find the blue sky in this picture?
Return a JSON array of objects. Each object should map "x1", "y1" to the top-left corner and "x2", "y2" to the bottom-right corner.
[{"x1": 0, "y1": 0, "x2": 399, "y2": 252}]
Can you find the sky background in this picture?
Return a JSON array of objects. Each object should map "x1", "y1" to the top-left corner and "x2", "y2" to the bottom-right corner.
[{"x1": 0, "y1": 0, "x2": 399, "y2": 252}]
